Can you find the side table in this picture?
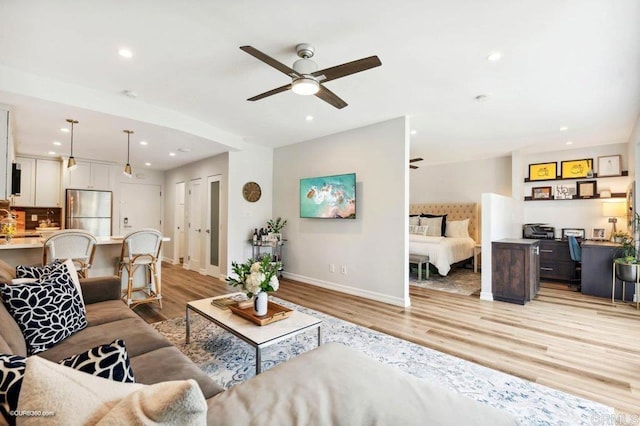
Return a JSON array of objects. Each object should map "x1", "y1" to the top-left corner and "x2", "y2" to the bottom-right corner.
[{"x1": 409, "y1": 254, "x2": 430, "y2": 281}]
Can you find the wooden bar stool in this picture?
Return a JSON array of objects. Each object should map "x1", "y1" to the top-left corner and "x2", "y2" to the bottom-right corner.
[
  {"x1": 118, "y1": 229, "x2": 163, "y2": 310},
  {"x1": 43, "y1": 229, "x2": 97, "y2": 278}
]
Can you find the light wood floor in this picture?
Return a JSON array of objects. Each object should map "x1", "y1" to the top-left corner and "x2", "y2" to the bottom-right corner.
[{"x1": 135, "y1": 263, "x2": 640, "y2": 416}]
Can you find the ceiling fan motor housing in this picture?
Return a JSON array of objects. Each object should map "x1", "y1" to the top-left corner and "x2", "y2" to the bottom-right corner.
[
  {"x1": 293, "y1": 58, "x2": 318, "y2": 75},
  {"x1": 295, "y1": 43, "x2": 315, "y2": 59}
]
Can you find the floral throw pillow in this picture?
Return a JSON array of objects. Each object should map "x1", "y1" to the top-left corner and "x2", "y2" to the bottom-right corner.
[
  {"x1": 0, "y1": 340, "x2": 135, "y2": 426},
  {"x1": 14, "y1": 260, "x2": 62, "y2": 279},
  {"x1": 0, "y1": 268, "x2": 87, "y2": 355}
]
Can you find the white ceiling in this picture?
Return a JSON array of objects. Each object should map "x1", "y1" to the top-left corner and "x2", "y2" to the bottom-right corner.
[{"x1": 0, "y1": 0, "x2": 639, "y2": 170}]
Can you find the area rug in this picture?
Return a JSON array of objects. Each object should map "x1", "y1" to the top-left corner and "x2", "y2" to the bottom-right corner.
[
  {"x1": 409, "y1": 266, "x2": 481, "y2": 295},
  {"x1": 153, "y1": 297, "x2": 612, "y2": 425}
]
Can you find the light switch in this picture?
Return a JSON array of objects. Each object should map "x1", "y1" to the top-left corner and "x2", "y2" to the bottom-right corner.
[{"x1": 31, "y1": 214, "x2": 38, "y2": 221}]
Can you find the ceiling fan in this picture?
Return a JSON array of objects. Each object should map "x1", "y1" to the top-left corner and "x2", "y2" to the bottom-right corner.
[
  {"x1": 410, "y1": 158, "x2": 424, "y2": 169},
  {"x1": 240, "y1": 43, "x2": 381, "y2": 109}
]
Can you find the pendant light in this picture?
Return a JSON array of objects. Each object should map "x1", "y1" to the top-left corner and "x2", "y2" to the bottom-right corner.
[
  {"x1": 66, "y1": 119, "x2": 78, "y2": 169},
  {"x1": 123, "y1": 130, "x2": 133, "y2": 177}
]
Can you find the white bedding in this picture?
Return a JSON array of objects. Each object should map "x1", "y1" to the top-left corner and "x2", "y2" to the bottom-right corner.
[{"x1": 409, "y1": 235, "x2": 475, "y2": 276}]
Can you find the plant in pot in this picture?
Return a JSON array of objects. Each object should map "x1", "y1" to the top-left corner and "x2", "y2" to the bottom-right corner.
[{"x1": 613, "y1": 214, "x2": 640, "y2": 282}]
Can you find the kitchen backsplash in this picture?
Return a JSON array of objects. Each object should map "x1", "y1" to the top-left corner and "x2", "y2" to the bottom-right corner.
[{"x1": 10, "y1": 207, "x2": 61, "y2": 231}]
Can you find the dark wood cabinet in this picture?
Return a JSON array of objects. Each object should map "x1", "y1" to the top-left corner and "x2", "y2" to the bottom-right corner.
[
  {"x1": 492, "y1": 239, "x2": 540, "y2": 304},
  {"x1": 581, "y1": 241, "x2": 629, "y2": 299},
  {"x1": 538, "y1": 239, "x2": 574, "y2": 281}
]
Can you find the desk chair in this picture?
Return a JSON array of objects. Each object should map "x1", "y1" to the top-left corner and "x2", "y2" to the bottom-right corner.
[
  {"x1": 43, "y1": 229, "x2": 97, "y2": 278},
  {"x1": 118, "y1": 228, "x2": 163, "y2": 310},
  {"x1": 567, "y1": 236, "x2": 581, "y2": 291}
]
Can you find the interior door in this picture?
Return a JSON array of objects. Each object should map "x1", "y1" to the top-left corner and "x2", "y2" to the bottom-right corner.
[
  {"x1": 188, "y1": 178, "x2": 202, "y2": 272},
  {"x1": 120, "y1": 183, "x2": 161, "y2": 235},
  {"x1": 205, "y1": 175, "x2": 221, "y2": 277},
  {"x1": 174, "y1": 182, "x2": 186, "y2": 265}
]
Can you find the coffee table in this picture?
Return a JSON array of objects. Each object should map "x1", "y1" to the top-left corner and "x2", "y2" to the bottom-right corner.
[{"x1": 186, "y1": 293, "x2": 322, "y2": 375}]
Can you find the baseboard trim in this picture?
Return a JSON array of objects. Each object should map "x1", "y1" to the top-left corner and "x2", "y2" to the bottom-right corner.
[
  {"x1": 480, "y1": 291, "x2": 494, "y2": 301},
  {"x1": 282, "y1": 272, "x2": 409, "y2": 307}
]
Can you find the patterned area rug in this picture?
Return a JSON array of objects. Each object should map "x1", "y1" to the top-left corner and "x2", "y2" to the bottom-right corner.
[
  {"x1": 409, "y1": 266, "x2": 481, "y2": 295},
  {"x1": 152, "y1": 297, "x2": 612, "y2": 425}
]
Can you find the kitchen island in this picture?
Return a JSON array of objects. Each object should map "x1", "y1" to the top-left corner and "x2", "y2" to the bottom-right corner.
[{"x1": 0, "y1": 236, "x2": 168, "y2": 279}]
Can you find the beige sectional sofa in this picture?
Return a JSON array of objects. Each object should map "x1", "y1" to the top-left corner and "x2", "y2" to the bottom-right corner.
[{"x1": 0, "y1": 274, "x2": 517, "y2": 425}]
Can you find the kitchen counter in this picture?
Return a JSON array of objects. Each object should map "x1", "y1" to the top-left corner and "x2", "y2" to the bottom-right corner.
[{"x1": 0, "y1": 236, "x2": 126, "y2": 249}]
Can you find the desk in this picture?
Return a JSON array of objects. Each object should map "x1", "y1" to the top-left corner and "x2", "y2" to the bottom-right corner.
[{"x1": 580, "y1": 241, "x2": 635, "y2": 300}]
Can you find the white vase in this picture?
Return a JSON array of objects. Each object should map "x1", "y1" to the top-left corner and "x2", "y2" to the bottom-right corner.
[{"x1": 253, "y1": 291, "x2": 268, "y2": 316}]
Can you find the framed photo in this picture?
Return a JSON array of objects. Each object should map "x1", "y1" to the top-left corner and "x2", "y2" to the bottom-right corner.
[
  {"x1": 528, "y1": 162, "x2": 557, "y2": 181},
  {"x1": 597, "y1": 155, "x2": 622, "y2": 177},
  {"x1": 562, "y1": 228, "x2": 585, "y2": 239},
  {"x1": 561, "y1": 158, "x2": 593, "y2": 179},
  {"x1": 555, "y1": 184, "x2": 575, "y2": 200},
  {"x1": 532, "y1": 186, "x2": 552, "y2": 199},
  {"x1": 591, "y1": 228, "x2": 606, "y2": 240},
  {"x1": 577, "y1": 180, "x2": 597, "y2": 198}
]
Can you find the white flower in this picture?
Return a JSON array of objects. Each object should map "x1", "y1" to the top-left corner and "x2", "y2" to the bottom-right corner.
[
  {"x1": 269, "y1": 275, "x2": 279, "y2": 291},
  {"x1": 250, "y1": 262, "x2": 261, "y2": 273}
]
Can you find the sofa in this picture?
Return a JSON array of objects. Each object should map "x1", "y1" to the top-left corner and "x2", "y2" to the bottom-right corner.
[{"x1": 0, "y1": 271, "x2": 517, "y2": 425}]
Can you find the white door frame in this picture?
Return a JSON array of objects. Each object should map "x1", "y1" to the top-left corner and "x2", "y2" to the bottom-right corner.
[
  {"x1": 205, "y1": 175, "x2": 221, "y2": 277},
  {"x1": 187, "y1": 178, "x2": 203, "y2": 273},
  {"x1": 173, "y1": 181, "x2": 186, "y2": 265}
]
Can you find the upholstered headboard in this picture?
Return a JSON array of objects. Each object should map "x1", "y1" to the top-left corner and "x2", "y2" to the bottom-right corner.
[{"x1": 410, "y1": 203, "x2": 479, "y2": 242}]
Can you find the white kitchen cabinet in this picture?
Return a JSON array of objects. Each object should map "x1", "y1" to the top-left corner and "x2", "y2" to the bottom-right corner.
[
  {"x1": 12, "y1": 157, "x2": 61, "y2": 207},
  {"x1": 67, "y1": 161, "x2": 112, "y2": 190}
]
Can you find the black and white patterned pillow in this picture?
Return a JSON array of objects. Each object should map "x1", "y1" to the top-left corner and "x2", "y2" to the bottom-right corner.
[
  {"x1": 60, "y1": 339, "x2": 135, "y2": 383},
  {"x1": 0, "y1": 340, "x2": 135, "y2": 425},
  {"x1": 15, "y1": 260, "x2": 62, "y2": 279},
  {"x1": 0, "y1": 354, "x2": 24, "y2": 426},
  {"x1": 0, "y1": 269, "x2": 87, "y2": 355}
]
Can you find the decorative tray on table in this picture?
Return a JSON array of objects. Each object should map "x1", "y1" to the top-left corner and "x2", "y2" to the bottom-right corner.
[{"x1": 228, "y1": 301, "x2": 293, "y2": 326}]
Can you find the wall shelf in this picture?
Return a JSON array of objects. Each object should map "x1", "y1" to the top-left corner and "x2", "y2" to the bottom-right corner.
[
  {"x1": 524, "y1": 192, "x2": 626, "y2": 201},
  {"x1": 524, "y1": 170, "x2": 628, "y2": 183}
]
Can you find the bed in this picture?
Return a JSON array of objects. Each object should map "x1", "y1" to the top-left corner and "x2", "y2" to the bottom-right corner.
[{"x1": 409, "y1": 203, "x2": 478, "y2": 276}]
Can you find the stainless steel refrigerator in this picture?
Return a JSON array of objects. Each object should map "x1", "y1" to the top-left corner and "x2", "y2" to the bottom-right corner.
[{"x1": 65, "y1": 189, "x2": 112, "y2": 237}]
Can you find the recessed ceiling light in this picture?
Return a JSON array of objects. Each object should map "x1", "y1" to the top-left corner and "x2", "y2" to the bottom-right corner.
[
  {"x1": 487, "y1": 51, "x2": 502, "y2": 62},
  {"x1": 118, "y1": 48, "x2": 133, "y2": 58},
  {"x1": 48, "y1": 151, "x2": 56, "y2": 155},
  {"x1": 474, "y1": 94, "x2": 489, "y2": 102},
  {"x1": 139, "y1": 141, "x2": 148, "y2": 146},
  {"x1": 305, "y1": 115, "x2": 314, "y2": 121},
  {"x1": 566, "y1": 141, "x2": 573, "y2": 145},
  {"x1": 52, "y1": 141, "x2": 62, "y2": 146},
  {"x1": 60, "y1": 128, "x2": 69, "y2": 133},
  {"x1": 177, "y1": 148, "x2": 191, "y2": 153},
  {"x1": 410, "y1": 130, "x2": 417, "y2": 135},
  {"x1": 560, "y1": 126, "x2": 569, "y2": 131},
  {"x1": 169, "y1": 152, "x2": 176, "y2": 157},
  {"x1": 144, "y1": 162, "x2": 151, "y2": 166}
]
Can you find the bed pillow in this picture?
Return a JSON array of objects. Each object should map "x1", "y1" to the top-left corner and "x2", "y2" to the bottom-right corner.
[
  {"x1": 0, "y1": 340, "x2": 135, "y2": 425},
  {"x1": 445, "y1": 219, "x2": 470, "y2": 238},
  {"x1": 0, "y1": 271, "x2": 87, "y2": 355},
  {"x1": 420, "y1": 214, "x2": 447, "y2": 236},
  {"x1": 420, "y1": 217, "x2": 443, "y2": 237},
  {"x1": 409, "y1": 215, "x2": 420, "y2": 226},
  {"x1": 409, "y1": 225, "x2": 429, "y2": 236}
]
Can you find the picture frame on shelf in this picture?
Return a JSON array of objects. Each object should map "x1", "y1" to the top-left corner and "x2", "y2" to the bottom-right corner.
[
  {"x1": 532, "y1": 186, "x2": 552, "y2": 199},
  {"x1": 555, "y1": 184, "x2": 575, "y2": 200},
  {"x1": 576, "y1": 180, "x2": 597, "y2": 198},
  {"x1": 561, "y1": 158, "x2": 593, "y2": 179},
  {"x1": 528, "y1": 162, "x2": 557, "y2": 181},
  {"x1": 562, "y1": 228, "x2": 585, "y2": 239},
  {"x1": 591, "y1": 228, "x2": 606, "y2": 240},
  {"x1": 597, "y1": 155, "x2": 622, "y2": 177}
]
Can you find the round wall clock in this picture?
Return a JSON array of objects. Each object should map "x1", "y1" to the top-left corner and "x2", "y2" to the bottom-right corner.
[{"x1": 242, "y1": 181, "x2": 262, "y2": 202}]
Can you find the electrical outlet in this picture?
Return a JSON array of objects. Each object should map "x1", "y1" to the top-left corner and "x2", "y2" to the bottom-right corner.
[
  {"x1": 329, "y1": 264, "x2": 335, "y2": 273},
  {"x1": 31, "y1": 214, "x2": 38, "y2": 221},
  {"x1": 341, "y1": 265, "x2": 347, "y2": 274}
]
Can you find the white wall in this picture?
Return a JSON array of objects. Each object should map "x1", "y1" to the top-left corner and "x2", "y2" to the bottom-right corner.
[
  {"x1": 480, "y1": 193, "x2": 522, "y2": 301},
  {"x1": 0, "y1": 107, "x2": 8, "y2": 199},
  {"x1": 273, "y1": 117, "x2": 410, "y2": 307},
  {"x1": 523, "y1": 143, "x2": 630, "y2": 239},
  {"x1": 163, "y1": 153, "x2": 229, "y2": 275},
  {"x1": 410, "y1": 156, "x2": 511, "y2": 203}
]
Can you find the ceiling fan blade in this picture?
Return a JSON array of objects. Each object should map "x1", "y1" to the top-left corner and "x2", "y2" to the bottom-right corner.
[
  {"x1": 247, "y1": 83, "x2": 292, "y2": 101},
  {"x1": 240, "y1": 46, "x2": 299, "y2": 77},
  {"x1": 312, "y1": 56, "x2": 381, "y2": 83},
  {"x1": 410, "y1": 165, "x2": 419, "y2": 169},
  {"x1": 315, "y1": 85, "x2": 348, "y2": 109},
  {"x1": 409, "y1": 157, "x2": 424, "y2": 163}
]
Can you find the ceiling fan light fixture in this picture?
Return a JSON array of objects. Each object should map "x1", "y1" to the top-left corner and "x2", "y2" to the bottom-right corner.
[{"x1": 292, "y1": 77, "x2": 319, "y2": 95}]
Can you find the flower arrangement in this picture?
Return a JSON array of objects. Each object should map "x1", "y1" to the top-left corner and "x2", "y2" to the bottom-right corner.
[
  {"x1": 226, "y1": 254, "x2": 282, "y2": 298},
  {"x1": 266, "y1": 217, "x2": 287, "y2": 234}
]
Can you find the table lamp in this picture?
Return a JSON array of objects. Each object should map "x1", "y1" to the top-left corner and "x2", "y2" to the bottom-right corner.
[{"x1": 602, "y1": 200, "x2": 627, "y2": 241}]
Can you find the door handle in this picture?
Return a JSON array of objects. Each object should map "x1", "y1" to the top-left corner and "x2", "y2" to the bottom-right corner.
[
  {"x1": 196, "y1": 229, "x2": 201, "y2": 233},
  {"x1": 205, "y1": 229, "x2": 210, "y2": 234}
]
